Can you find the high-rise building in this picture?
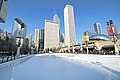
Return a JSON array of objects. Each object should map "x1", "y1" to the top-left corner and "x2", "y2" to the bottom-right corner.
[
  {"x1": 1, "y1": 30, "x2": 8, "y2": 40},
  {"x1": 40, "y1": 29, "x2": 44, "y2": 51},
  {"x1": 28, "y1": 34, "x2": 32, "y2": 49},
  {"x1": 59, "y1": 34, "x2": 65, "y2": 47},
  {"x1": 94, "y1": 22, "x2": 102, "y2": 34},
  {"x1": 0, "y1": 0, "x2": 8, "y2": 23},
  {"x1": 0, "y1": 28, "x2": 3, "y2": 38},
  {"x1": 12, "y1": 18, "x2": 27, "y2": 39},
  {"x1": 84, "y1": 30, "x2": 96, "y2": 37},
  {"x1": 44, "y1": 14, "x2": 60, "y2": 49},
  {"x1": 64, "y1": 4, "x2": 76, "y2": 47},
  {"x1": 60, "y1": 34, "x2": 64, "y2": 43},
  {"x1": 34, "y1": 29, "x2": 40, "y2": 52},
  {"x1": 12, "y1": 18, "x2": 27, "y2": 47}
]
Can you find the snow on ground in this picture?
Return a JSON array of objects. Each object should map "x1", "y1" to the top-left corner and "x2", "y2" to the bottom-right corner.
[
  {"x1": 0, "y1": 54, "x2": 120, "y2": 80},
  {"x1": 49, "y1": 53, "x2": 120, "y2": 76}
]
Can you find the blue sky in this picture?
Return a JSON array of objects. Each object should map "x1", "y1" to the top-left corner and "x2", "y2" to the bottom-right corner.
[{"x1": 0, "y1": 0, "x2": 120, "y2": 43}]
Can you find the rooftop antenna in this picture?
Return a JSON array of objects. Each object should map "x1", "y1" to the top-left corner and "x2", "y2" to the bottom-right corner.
[
  {"x1": 54, "y1": 10, "x2": 56, "y2": 16},
  {"x1": 90, "y1": 26, "x2": 92, "y2": 30},
  {"x1": 84, "y1": 25, "x2": 86, "y2": 31}
]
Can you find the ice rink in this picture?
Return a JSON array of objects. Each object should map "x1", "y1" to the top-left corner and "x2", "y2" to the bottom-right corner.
[{"x1": 0, "y1": 54, "x2": 120, "y2": 80}]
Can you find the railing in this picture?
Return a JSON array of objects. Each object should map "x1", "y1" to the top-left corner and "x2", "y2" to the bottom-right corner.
[{"x1": 0, "y1": 52, "x2": 26, "y2": 64}]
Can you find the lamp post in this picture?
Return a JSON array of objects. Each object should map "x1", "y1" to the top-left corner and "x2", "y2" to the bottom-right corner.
[
  {"x1": 106, "y1": 20, "x2": 119, "y2": 55},
  {"x1": 17, "y1": 39, "x2": 21, "y2": 56},
  {"x1": 112, "y1": 35, "x2": 119, "y2": 55}
]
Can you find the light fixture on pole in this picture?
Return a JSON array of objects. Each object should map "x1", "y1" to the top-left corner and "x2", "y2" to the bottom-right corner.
[{"x1": 106, "y1": 20, "x2": 119, "y2": 55}]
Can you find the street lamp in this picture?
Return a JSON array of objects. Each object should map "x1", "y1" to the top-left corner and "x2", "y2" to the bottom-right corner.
[
  {"x1": 16, "y1": 39, "x2": 21, "y2": 57},
  {"x1": 106, "y1": 20, "x2": 119, "y2": 55},
  {"x1": 112, "y1": 35, "x2": 119, "y2": 55}
]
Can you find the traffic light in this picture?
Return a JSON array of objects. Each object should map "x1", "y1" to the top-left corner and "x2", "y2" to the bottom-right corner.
[
  {"x1": 109, "y1": 20, "x2": 113, "y2": 25},
  {"x1": 106, "y1": 22, "x2": 109, "y2": 26}
]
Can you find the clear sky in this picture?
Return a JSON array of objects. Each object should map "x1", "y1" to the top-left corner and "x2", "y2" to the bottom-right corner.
[{"x1": 0, "y1": 0, "x2": 120, "y2": 43}]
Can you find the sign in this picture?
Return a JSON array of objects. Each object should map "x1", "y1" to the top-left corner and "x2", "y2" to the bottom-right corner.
[
  {"x1": 107, "y1": 26, "x2": 117, "y2": 36},
  {"x1": 83, "y1": 35, "x2": 89, "y2": 42}
]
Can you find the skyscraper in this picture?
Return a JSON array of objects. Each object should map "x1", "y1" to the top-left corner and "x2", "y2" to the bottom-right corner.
[
  {"x1": 1, "y1": 30, "x2": 8, "y2": 40},
  {"x1": 28, "y1": 34, "x2": 32, "y2": 49},
  {"x1": 44, "y1": 14, "x2": 60, "y2": 49},
  {"x1": 64, "y1": 4, "x2": 76, "y2": 47},
  {"x1": 60, "y1": 34, "x2": 64, "y2": 43},
  {"x1": 12, "y1": 18, "x2": 27, "y2": 47},
  {"x1": 94, "y1": 22, "x2": 102, "y2": 34},
  {"x1": 0, "y1": 28, "x2": 3, "y2": 37},
  {"x1": 12, "y1": 18, "x2": 27, "y2": 39},
  {"x1": 40, "y1": 29, "x2": 44, "y2": 51},
  {"x1": 34, "y1": 29, "x2": 40, "y2": 52},
  {"x1": 0, "y1": 0, "x2": 8, "y2": 23}
]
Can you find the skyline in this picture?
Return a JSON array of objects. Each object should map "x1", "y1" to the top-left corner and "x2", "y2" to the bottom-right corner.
[{"x1": 0, "y1": 0, "x2": 120, "y2": 43}]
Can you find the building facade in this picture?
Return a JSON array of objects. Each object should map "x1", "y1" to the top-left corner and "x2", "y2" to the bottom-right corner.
[
  {"x1": 94, "y1": 22, "x2": 102, "y2": 34},
  {"x1": 1, "y1": 30, "x2": 8, "y2": 40},
  {"x1": 60, "y1": 34, "x2": 64, "y2": 43},
  {"x1": 0, "y1": 0, "x2": 8, "y2": 23},
  {"x1": 0, "y1": 28, "x2": 3, "y2": 38},
  {"x1": 12, "y1": 18, "x2": 27, "y2": 47},
  {"x1": 12, "y1": 18, "x2": 27, "y2": 39},
  {"x1": 64, "y1": 4, "x2": 76, "y2": 47},
  {"x1": 44, "y1": 14, "x2": 60, "y2": 49},
  {"x1": 39, "y1": 29, "x2": 44, "y2": 51},
  {"x1": 28, "y1": 34, "x2": 32, "y2": 49},
  {"x1": 34, "y1": 29, "x2": 40, "y2": 52}
]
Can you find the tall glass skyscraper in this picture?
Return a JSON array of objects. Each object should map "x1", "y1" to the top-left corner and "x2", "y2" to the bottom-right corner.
[
  {"x1": 40, "y1": 29, "x2": 44, "y2": 51},
  {"x1": 94, "y1": 22, "x2": 102, "y2": 34},
  {"x1": 12, "y1": 18, "x2": 27, "y2": 39},
  {"x1": 12, "y1": 18, "x2": 27, "y2": 47},
  {"x1": 64, "y1": 4, "x2": 76, "y2": 47}
]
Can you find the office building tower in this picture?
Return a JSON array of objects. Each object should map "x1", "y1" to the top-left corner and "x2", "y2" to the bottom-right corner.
[
  {"x1": 59, "y1": 34, "x2": 65, "y2": 47},
  {"x1": 64, "y1": 4, "x2": 76, "y2": 47},
  {"x1": 94, "y1": 22, "x2": 102, "y2": 34},
  {"x1": 0, "y1": 0, "x2": 8, "y2": 23},
  {"x1": 28, "y1": 34, "x2": 32, "y2": 49},
  {"x1": 40, "y1": 29, "x2": 44, "y2": 51},
  {"x1": 84, "y1": 30, "x2": 96, "y2": 37},
  {"x1": 0, "y1": 28, "x2": 3, "y2": 37},
  {"x1": 12, "y1": 18, "x2": 27, "y2": 38},
  {"x1": 1, "y1": 30, "x2": 8, "y2": 40},
  {"x1": 60, "y1": 34, "x2": 64, "y2": 43},
  {"x1": 44, "y1": 14, "x2": 60, "y2": 49},
  {"x1": 12, "y1": 18, "x2": 27, "y2": 47},
  {"x1": 34, "y1": 29, "x2": 40, "y2": 52}
]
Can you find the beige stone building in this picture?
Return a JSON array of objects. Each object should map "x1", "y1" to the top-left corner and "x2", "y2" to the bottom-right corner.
[
  {"x1": 64, "y1": 4, "x2": 76, "y2": 47},
  {"x1": 44, "y1": 14, "x2": 60, "y2": 49},
  {"x1": 34, "y1": 29, "x2": 40, "y2": 52}
]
